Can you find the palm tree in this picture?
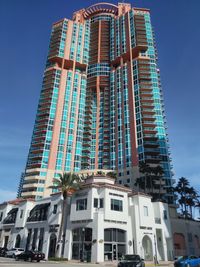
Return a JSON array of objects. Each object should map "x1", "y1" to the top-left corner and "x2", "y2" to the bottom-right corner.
[
  {"x1": 174, "y1": 177, "x2": 190, "y2": 217},
  {"x1": 97, "y1": 170, "x2": 105, "y2": 176},
  {"x1": 195, "y1": 198, "x2": 200, "y2": 219},
  {"x1": 139, "y1": 162, "x2": 152, "y2": 193},
  {"x1": 135, "y1": 176, "x2": 145, "y2": 192},
  {"x1": 50, "y1": 172, "x2": 81, "y2": 257},
  {"x1": 106, "y1": 171, "x2": 117, "y2": 179},
  {"x1": 186, "y1": 187, "x2": 198, "y2": 219},
  {"x1": 153, "y1": 165, "x2": 164, "y2": 201}
]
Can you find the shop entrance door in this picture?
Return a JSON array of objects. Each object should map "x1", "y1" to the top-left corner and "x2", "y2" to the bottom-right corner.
[{"x1": 104, "y1": 228, "x2": 126, "y2": 261}]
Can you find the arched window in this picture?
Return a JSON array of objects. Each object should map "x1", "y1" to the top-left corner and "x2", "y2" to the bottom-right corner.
[
  {"x1": 15, "y1": 234, "x2": 21, "y2": 248},
  {"x1": 173, "y1": 233, "x2": 186, "y2": 256}
]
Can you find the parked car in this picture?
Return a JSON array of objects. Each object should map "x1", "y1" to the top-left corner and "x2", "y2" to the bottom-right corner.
[
  {"x1": 15, "y1": 250, "x2": 45, "y2": 262},
  {"x1": 118, "y1": 254, "x2": 145, "y2": 267},
  {"x1": 6, "y1": 248, "x2": 24, "y2": 258},
  {"x1": 0, "y1": 248, "x2": 8, "y2": 257},
  {"x1": 174, "y1": 256, "x2": 200, "y2": 267}
]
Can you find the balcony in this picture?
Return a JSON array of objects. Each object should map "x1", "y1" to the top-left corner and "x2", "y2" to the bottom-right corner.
[
  {"x1": 21, "y1": 191, "x2": 38, "y2": 198},
  {"x1": 22, "y1": 183, "x2": 38, "y2": 189},
  {"x1": 143, "y1": 140, "x2": 159, "y2": 148},
  {"x1": 83, "y1": 135, "x2": 92, "y2": 141},
  {"x1": 85, "y1": 114, "x2": 92, "y2": 120},
  {"x1": 26, "y1": 163, "x2": 41, "y2": 169},
  {"x1": 32, "y1": 135, "x2": 46, "y2": 143},
  {"x1": 142, "y1": 111, "x2": 155, "y2": 117},
  {"x1": 144, "y1": 147, "x2": 159, "y2": 153},
  {"x1": 154, "y1": 179, "x2": 166, "y2": 186},
  {"x1": 82, "y1": 153, "x2": 90, "y2": 159},
  {"x1": 84, "y1": 125, "x2": 92, "y2": 131},
  {"x1": 145, "y1": 155, "x2": 161, "y2": 164},
  {"x1": 142, "y1": 114, "x2": 155, "y2": 119},
  {"x1": 82, "y1": 147, "x2": 91, "y2": 153},
  {"x1": 143, "y1": 129, "x2": 157, "y2": 135}
]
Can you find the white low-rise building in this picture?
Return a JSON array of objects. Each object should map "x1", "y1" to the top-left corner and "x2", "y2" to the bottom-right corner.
[{"x1": 0, "y1": 175, "x2": 173, "y2": 262}]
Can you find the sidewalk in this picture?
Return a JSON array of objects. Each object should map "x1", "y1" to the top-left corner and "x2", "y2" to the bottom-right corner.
[{"x1": 59, "y1": 260, "x2": 174, "y2": 267}]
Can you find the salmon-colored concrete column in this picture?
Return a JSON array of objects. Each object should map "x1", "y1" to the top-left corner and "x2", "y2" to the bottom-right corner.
[
  {"x1": 48, "y1": 21, "x2": 73, "y2": 171},
  {"x1": 61, "y1": 21, "x2": 80, "y2": 172},
  {"x1": 70, "y1": 22, "x2": 86, "y2": 171},
  {"x1": 126, "y1": 12, "x2": 139, "y2": 167}
]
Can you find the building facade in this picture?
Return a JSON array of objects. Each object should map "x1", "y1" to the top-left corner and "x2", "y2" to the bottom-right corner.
[
  {"x1": 0, "y1": 175, "x2": 174, "y2": 262},
  {"x1": 19, "y1": 2, "x2": 172, "y2": 201},
  {"x1": 169, "y1": 206, "x2": 200, "y2": 257}
]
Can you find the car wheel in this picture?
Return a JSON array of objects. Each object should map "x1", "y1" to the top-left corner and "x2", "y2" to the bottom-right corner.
[
  {"x1": 28, "y1": 257, "x2": 32, "y2": 262},
  {"x1": 15, "y1": 256, "x2": 19, "y2": 261},
  {"x1": 12, "y1": 254, "x2": 15, "y2": 258},
  {"x1": 37, "y1": 260, "x2": 40, "y2": 262}
]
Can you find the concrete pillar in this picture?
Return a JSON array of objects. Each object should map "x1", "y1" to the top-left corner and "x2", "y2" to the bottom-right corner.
[
  {"x1": 64, "y1": 228, "x2": 72, "y2": 260},
  {"x1": 91, "y1": 212, "x2": 104, "y2": 263}
]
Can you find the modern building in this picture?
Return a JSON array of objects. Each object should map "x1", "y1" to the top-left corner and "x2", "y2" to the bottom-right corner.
[
  {"x1": 18, "y1": 2, "x2": 172, "y2": 201},
  {"x1": 0, "y1": 175, "x2": 174, "y2": 262}
]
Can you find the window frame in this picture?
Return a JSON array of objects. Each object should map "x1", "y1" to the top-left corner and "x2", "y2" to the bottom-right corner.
[
  {"x1": 111, "y1": 199, "x2": 123, "y2": 212},
  {"x1": 76, "y1": 198, "x2": 87, "y2": 211}
]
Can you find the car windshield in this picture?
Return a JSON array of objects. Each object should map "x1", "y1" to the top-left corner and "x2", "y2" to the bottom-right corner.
[
  {"x1": 122, "y1": 255, "x2": 140, "y2": 261},
  {"x1": 179, "y1": 256, "x2": 189, "y2": 260}
]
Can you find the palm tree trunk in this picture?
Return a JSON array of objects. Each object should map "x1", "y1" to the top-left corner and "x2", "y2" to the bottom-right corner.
[
  {"x1": 190, "y1": 205, "x2": 193, "y2": 219},
  {"x1": 61, "y1": 197, "x2": 68, "y2": 257},
  {"x1": 56, "y1": 197, "x2": 66, "y2": 257}
]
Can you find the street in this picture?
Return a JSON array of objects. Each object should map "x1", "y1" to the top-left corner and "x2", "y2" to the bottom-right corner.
[
  {"x1": 0, "y1": 257, "x2": 113, "y2": 267},
  {"x1": 0, "y1": 257, "x2": 174, "y2": 267},
  {"x1": 0, "y1": 257, "x2": 98, "y2": 267}
]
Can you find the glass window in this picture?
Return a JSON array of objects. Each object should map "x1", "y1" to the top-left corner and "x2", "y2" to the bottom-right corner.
[
  {"x1": 163, "y1": 210, "x2": 168, "y2": 220},
  {"x1": 76, "y1": 198, "x2": 87, "y2": 211},
  {"x1": 20, "y1": 210, "x2": 23, "y2": 219},
  {"x1": 100, "y1": 198, "x2": 104, "y2": 208},
  {"x1": 111, "y1": 199, "x2": 123, "y2": 211},
  {"x1": 0, "y1": 212, "x2": 3, "y2": 222},
  {"x1": 85, "y1": 228, "x2": 92, "y2": 241},
  {"x1": 104, "y1": 229, "x2": 112, "y2": 242},
  {"x1": 144, "y1": 206, "x2": 148, "y2": 216},
  {"x1": 53, "y1": 204, "x2": 57, "y2": 214},
  {"x1": 73, "y1": 228, "x2": 80, "y2": 241},
  {"x1": 94, "y1": 198, "x2": 98, "y2": 208}
]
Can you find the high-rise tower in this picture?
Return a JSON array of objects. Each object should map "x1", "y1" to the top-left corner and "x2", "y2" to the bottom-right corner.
[{"x1": 19, "y1": 3, "x2": 173, "y2": 202}]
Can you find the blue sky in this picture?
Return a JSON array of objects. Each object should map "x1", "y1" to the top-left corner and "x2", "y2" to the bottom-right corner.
[{"x1": 0, "y1": 0, "x2": 200, "y2": 202}]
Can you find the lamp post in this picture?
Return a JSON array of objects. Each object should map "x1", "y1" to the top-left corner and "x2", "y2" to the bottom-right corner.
[{"x1": 81, "y1": 228, "x2": 85, "y2": 262}]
